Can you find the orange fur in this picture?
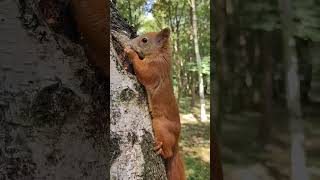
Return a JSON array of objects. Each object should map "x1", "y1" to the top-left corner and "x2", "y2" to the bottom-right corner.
[
  {"x1": 125, "y1": 28, "x2": 186, "y2": 180},
  {"x1": 70, "y1": 0, "x2": 108, "y2": 76}
]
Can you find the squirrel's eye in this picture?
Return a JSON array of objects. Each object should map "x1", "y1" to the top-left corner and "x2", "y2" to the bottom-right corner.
[{"x1": 142, "y1": 37, "x2": 148, "y2": 43}]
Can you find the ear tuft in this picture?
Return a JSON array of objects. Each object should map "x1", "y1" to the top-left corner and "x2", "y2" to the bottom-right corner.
[{"x1": 160, "y1": 28, "x2": 170, "y2": 38}]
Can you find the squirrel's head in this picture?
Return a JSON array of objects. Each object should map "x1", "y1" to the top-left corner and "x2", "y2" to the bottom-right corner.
[{"x1": 127, "y1": 28, "x2": 170, "y2": 60}]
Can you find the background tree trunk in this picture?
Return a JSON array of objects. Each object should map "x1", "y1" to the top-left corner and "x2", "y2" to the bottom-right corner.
[
  {"x1": 190, "y1": 0, "x2": 207, "y2": 121},
  {"x1": 259, "y1": 31, "x2": 273, "y2": 146},
  {"x1": 110, "y1": 1, "x2": 167, "y2": 179},
  {"x1": 213, "y1": 0, "x2": 227, "y2": 134},
  {"x1": 212, "y1": 0, "x2": 225, "y2": 179},
  {"x1": 278, "y1": 0, "x2": 309, "y2": 180}
]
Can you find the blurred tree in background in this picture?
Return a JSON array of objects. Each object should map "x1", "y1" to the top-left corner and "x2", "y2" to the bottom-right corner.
[{"x1": 214, "y1": 0, "x2": 320, "y2": 180}]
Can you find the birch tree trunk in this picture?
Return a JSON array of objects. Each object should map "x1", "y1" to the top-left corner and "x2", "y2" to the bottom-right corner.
[
  {"x1": 278, "y1": 0, "x2": 309, "y2": 180},
  {"x1": 190, "y1": 0, "x2": 207, "y2": 122},
  {"x1": 110, "y1": 1, "x2": 167, "y2": 179}
]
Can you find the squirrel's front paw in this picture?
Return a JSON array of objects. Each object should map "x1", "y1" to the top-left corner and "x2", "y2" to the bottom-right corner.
[
  {"x1": 124, "y1": 47, "x2": 133, "y2": 53},
  {"x1": 124, "y1": 47, "x2": 138, "y2": 61},
  {"x1": 153, "y1": 141, "x2": 163, "y2": 155}
]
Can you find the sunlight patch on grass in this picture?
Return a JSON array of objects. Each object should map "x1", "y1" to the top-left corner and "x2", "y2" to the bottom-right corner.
[
  {"x1": 180, "y1": 119, "x2": 210, "y2": 179},
  {"x1": 178, "y1": 96, "x2": 210, "y2": 179},
  {"x1": 182, "y1": 143, "x2": 210, "y2": 162},
  {"x1": 178, "y1": 96, "x2": 210, "y2": 121}
]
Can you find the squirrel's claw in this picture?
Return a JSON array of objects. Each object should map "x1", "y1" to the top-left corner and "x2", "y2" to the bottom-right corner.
[
  {"x1": 153, "y1": 141, "x2": 163, "y2": 156},
  {"x1": 155, "y1": 148, "x2": 163, "y2": 155}
]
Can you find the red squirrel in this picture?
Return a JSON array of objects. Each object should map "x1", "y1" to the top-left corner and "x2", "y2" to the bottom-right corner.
[
  {"x1": 124, "y1": 28, "x2": 186, "y2": 180},
  {"x1": 69, "y1": 0, "x2": 108, "y2": 77}
]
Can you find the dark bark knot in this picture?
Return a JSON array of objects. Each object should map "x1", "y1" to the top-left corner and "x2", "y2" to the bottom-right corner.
[
  {"x1": 30, "y1": 82, "x2": 81, "y2": 127},
  {"x1": 110, "y1": 133, "x2": 121, "y2": 165},
  {"x1": 127, "y1": 132, "x2": 138, "y2": 147},
  {"x1": 119, "y1": 88, "x2": 136, "y2": 102},
  {"x1": 110, "y1": 107, "x2": 121, "y2": 125}
]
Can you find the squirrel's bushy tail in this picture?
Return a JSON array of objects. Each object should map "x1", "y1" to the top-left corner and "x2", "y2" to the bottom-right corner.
[{"x1": 166, "y1": 149, "x2": 186, "y2": 180}]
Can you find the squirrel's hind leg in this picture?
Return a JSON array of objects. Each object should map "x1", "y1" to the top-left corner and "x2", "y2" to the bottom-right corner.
[{"x1": 152, "y1": 118, "x2": 177, "y2": 159}]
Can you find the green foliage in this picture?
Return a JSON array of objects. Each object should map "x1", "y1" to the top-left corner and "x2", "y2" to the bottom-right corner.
[
  {"x1": 294, "y1": 0, "x2": 320, "y2": 41},
  {"x1": 239, "y1": 0, "x2": 280, "y2": 31},
  {"x1": 139, "y1": 14, "x2": 159, "y2": 33},
  {"x1": 186, "y1": 56, "x2": 210, "y2": 75},
  {"x1": 185, "y1": 156, "x2": 210, "y2": 180},
  {"x1": 237, "y1": 0, "x2": 320, "y2": 41},
  {"x1": 201, "y1": 56, "x2": 210, "y2": 75},
  {"x1": 197, "y1": 0, "x2": 211, "y2": 56},
  {"x1": 116, "y1": 0, "x2": 149, "y2": 30}
]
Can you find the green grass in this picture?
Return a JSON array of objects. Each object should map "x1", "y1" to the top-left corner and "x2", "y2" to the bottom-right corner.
[
  {"x1": 180, "y1": 121, "x2": 210, "y2": 180},
  {"x1": 184, "y1": 156, "x2": 210, "y2": 180},
  {"x1": 178, "y1": 96, "x2": 210, "y2": 180},
  {"x1": 178, "y1": 96, "x2": 210, "y2": 119}
]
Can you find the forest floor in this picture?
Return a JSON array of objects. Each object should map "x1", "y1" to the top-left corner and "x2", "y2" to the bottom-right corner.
[
  {"x1": 221, "y1": 102, "x2": 320, "y2": 180},
  {"x1": 179, "y1": 96, "x2": 210, "y2": 180},
  {"x1": 177, "y1": 95, "x2": 320, "y2": 180}
]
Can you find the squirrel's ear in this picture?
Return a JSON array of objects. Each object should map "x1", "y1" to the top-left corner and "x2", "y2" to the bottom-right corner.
[{"x1": 159, "y1": 28, "x2": 170, "y2": 39}]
